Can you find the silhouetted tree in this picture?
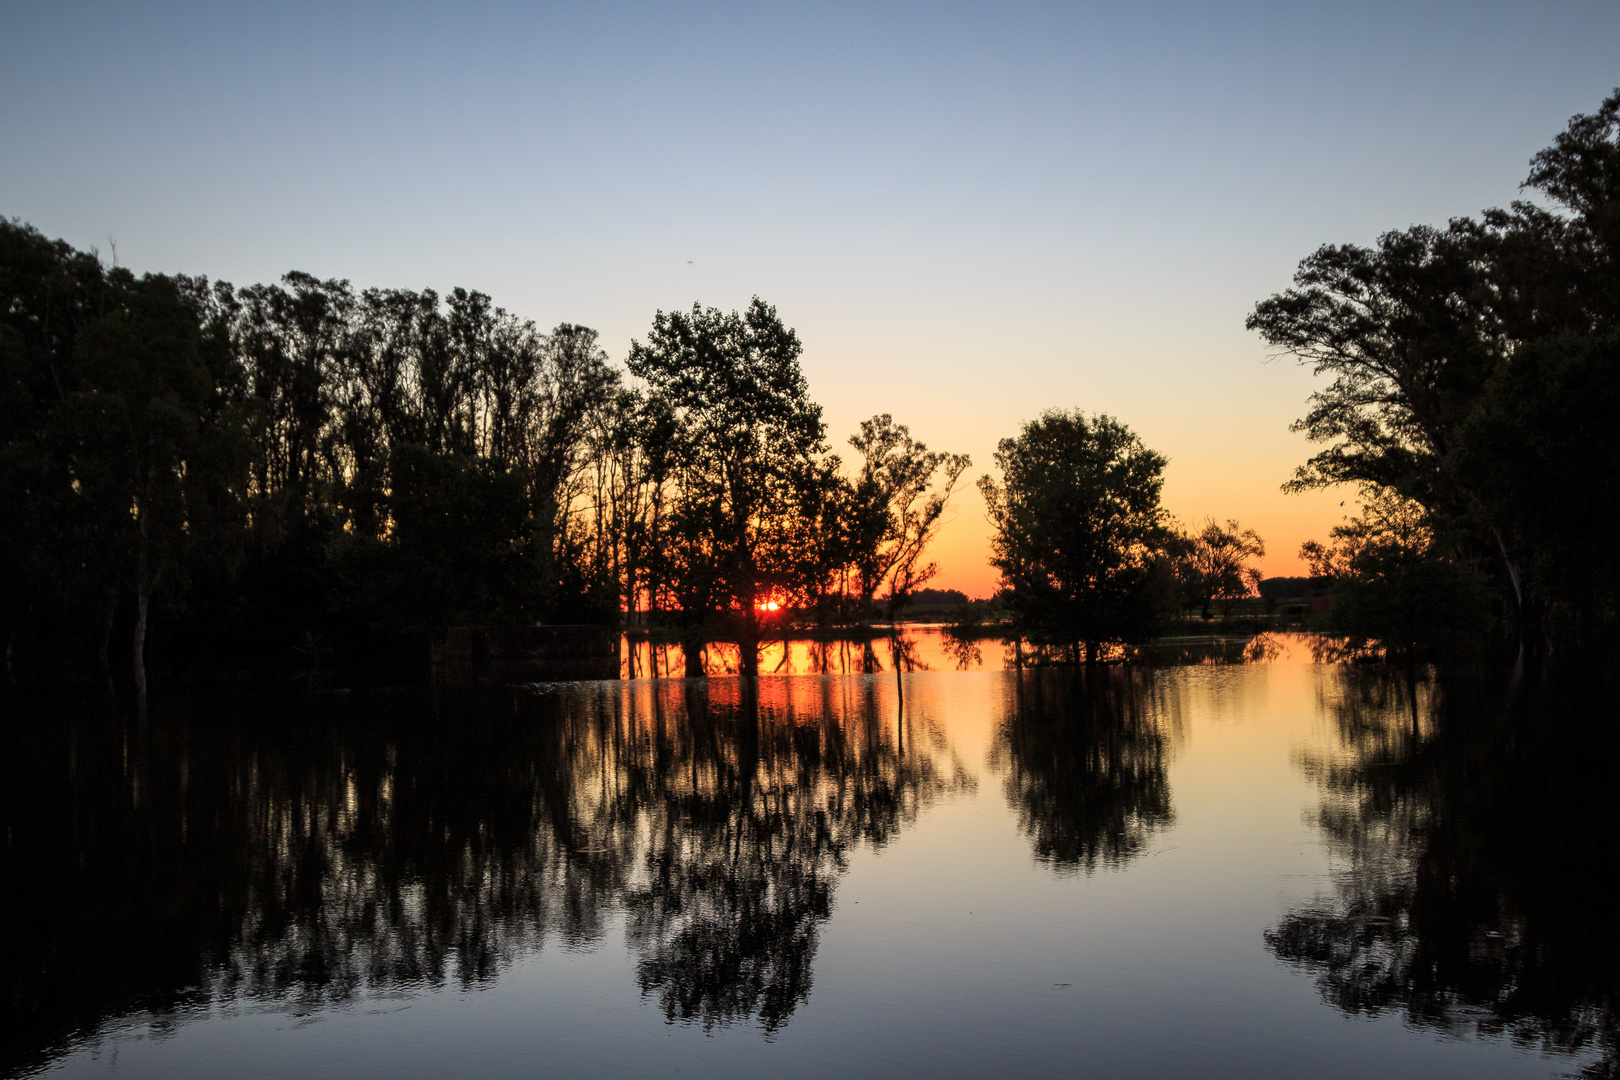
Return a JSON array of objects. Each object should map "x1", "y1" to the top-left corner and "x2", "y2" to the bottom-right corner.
[
  {"x1": 1174, "y1": 517, "x2": 1265, "y2": 620},
  {"x1": 1454, "y1": 330, "x2": 1620, "y2": 629},
  {"x1": 979, "y1": 410, "x2": 1177, "y2": 662},
  {"x1": 626, "y1": 299, "x2": 827, "y2": 676},
  {"x1": 1301, "y1": 488, "x2": 1486, "y2": 663},
  {"x1": 0, "y1": 226, "x2": 253, "y2": 687},
  {"x1": 0, "y1": 218, "x2": 637, "y2": 678},
  {"x1": 1249, "y1": 89, "x2": 1620, "y2": 633},
  {"x1": 782, "y1": 453, "x2": 856, "y2": 626},
  {"x1": 845, "y1": 414, "x2": 970, "y2": 621},
  {"x1": 4, "y1": 218, "x2": 983, "y2": 680}
]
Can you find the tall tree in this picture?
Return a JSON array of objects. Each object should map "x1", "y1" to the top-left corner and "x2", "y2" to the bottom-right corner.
[
  {"x1": 1248, "y1": 89, "x2": 1620, "y2": 628},
  {"x1": 1, "y1": 219, "x2": 120, "y2": 674},
  {"x1": 979, "y1": 411, "x2": 1175, "y2": 663},
  {"x1": 1454, "y1": 331, "x2": 1620, "y2": 625},
  {"x1": 626, "y1": 299, "x2": 827, "y2": 677},
  {"x1": 846, "y1": 414, "x2": 970, "y2": 621}
]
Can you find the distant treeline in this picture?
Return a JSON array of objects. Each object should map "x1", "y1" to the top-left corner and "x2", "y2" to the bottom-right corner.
[
  {"x1": 1249, "y1": 90, "x2": 1620, "y2": 656},
  {"x1": 0, "y1": 229, "x2": 978, "y2": 680},
  {"x1": 901, "y1": 588, "x2": 974, "y2": 608},
  {"x1": 1257, "y1": 577, "x2": 1311, "y2": 601}
]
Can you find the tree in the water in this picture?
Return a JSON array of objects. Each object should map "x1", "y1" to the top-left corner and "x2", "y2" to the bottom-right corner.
[
  {"x1": 1300, "y1": 488, "x2": 1485, "y2": 662},
  {"x1": 979, "y1": 410, "x2": 1176, "y2": 662},
  {"x1": 1248, "y1": 89, "x2": 1620, "y2": 631},
  {"x1": 845, "y1": 414, "x2": 970, "y2": 621},
  {"x1": 626, "y1": 299, "x2": 827, "y2": 676}
]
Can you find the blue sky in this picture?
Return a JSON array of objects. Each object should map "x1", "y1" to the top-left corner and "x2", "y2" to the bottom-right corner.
[{"x1": 5, "y1": 1, "x2": 1616, "y2": 591}]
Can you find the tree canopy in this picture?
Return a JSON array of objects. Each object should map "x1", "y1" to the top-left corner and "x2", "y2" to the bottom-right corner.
[
  {"x1": 978, "y1": 410, "x2": 1176, "y2": 662},
  {"x1": 1175, "y1": 518, "x2": 1265, "y2": 621},
  {"x1": 626, "y1": 299, "x2": 827, "y2": 677},
  {"x1": 1249, "y1": 88, "x2": 1620, "y2": 636},
  {"x1": 0, "y1": 226, "x2": 970, "y2": 684}
]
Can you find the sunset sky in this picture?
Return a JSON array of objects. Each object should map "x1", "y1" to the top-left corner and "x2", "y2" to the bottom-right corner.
[{"x1": 5, "y1": 1, "x2": 1616, "y2": 596}]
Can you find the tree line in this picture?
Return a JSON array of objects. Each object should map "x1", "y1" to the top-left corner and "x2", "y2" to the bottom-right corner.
[
  {"x1": 0, "y1": 231, "x2": 978, "y2": 682},
  {"x1": 1248, "y1": 89, "x2": 1620, "y2": 655},
  {"x1": 21, "y1": 90, "x2": 1604, "y2": 681},
  {"x1": 3, "y1": 217, "x2": 1285, "y2": 684}
]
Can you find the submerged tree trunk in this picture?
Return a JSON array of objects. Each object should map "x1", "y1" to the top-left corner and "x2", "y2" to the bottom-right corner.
[
  {"x1": 1491, "y1": 527, "x2": 1551, "y2": 653},
  {"x1": 682, "y1": 632, "x2": 705, "y2": 678},
  {"x1": 738, "y1": 605, "x2": 761, "y2": 678},
  {"x1": 98, "y1": 590, "x2": 117, "y2": 670}
]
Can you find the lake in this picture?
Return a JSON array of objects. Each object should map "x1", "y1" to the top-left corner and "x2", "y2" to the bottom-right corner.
[{"x1": 3, "y1": 632, "x2": 1615, "y2": 1078}]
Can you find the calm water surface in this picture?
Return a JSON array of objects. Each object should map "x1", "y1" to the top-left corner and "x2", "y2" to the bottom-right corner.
[{"x1": 3, "y1": 633, "x2": 1615, "y2": 1078}]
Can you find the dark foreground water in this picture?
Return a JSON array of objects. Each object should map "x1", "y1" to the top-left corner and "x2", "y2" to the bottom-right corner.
[{"x1": 3, "y1": 633, "x2": 1616, "y2": 1079}]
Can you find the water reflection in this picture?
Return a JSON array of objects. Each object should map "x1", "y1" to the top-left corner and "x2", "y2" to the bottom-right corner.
[
  {"x1": 1267, "y1": 663, "x2": 1620, "y2": 1075},
  {"x1": 12, "y1": 640, "x2": 1610, "y2": 1080},
  {"x1": 0, "y1": 677, "x2": 972, "y2": 1072},
  {"x1": 622, "y1": 632, "x2": 952, "y2": 678},
  {"x1": 990, "y1": 668, "x2": 1177, "y2": 874},
  {"x1": 621, "y1": 680, "x2": 972, "y2": 1034}
]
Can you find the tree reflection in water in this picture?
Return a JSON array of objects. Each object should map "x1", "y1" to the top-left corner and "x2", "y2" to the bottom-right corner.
[
  {"x1": 990, "y1": 667, "x2": 1177, "y2": 874},
  {"x1": 0, "y1": 678, "x2": 972, "y2": 1072},
  {"x1": 625, "y1": 678, "x2": 968, "y2": 1034},
  {"x1": 1267, "y1": 663, "x2": 1620, "y2": 1077}
]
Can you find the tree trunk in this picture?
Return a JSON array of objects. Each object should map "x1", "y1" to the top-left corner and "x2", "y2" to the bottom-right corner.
[
  {"x1": 1490, "y1": 527, "x2": 1551, "y2": 652},
  {"x1": 682, "y1": 632, "x2": 705, "y2": 678},
  {"x1": 132, "y1": 580, "x2": 149, "y2": 699},
  {"x1": 1490, "y1": 526, "x2": 1524, "y2": 614},
  {"x1": 739, "y1": 605, "x2": 760, "y2": 678},
  {"x1": 92, "y1": 590, "x2": 116, "y2": 672},
  {"x1": 133, "y1": 477, "x2": 152, "y2": 698}
]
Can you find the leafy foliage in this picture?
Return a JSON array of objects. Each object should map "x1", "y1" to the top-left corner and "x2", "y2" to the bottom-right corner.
[
  {"x1": 846, "y1": 414, "x2": 971, "y2": 619},
  {"x1": 979, "y1": 410, "x2": 1177, "y2": 661},
  {"x1": 1174, "y1": 518, "x2": 1265, "y2": 620},
  {"x1": 1301, "y1": 489, "x2": 1486, "y2": 660},
  {"x1": 1250, "y1": 89, "x2": 1620, "y2": 637},
  {"x1": 625, "y1": 299, "x2": 827, "y2": 675}
]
